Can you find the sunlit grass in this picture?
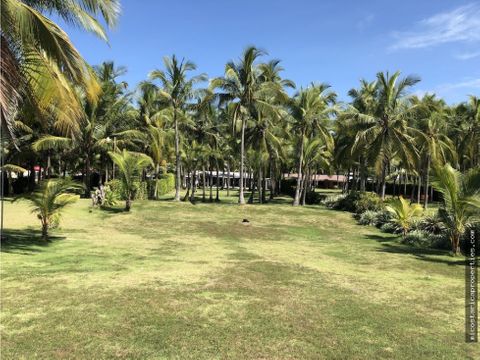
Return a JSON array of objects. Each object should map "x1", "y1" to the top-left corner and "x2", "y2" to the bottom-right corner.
[{"x1": 1, "y1": 191, "x2": 477, "y2": 359}]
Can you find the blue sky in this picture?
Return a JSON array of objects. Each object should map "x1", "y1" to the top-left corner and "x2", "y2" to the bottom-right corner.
[{"x1": 66, "y1": 0, "x2": 480, "y2": 104}]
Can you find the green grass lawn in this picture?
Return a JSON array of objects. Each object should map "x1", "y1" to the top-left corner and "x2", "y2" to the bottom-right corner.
[{"x1": 1, "y1": 191, "x2": 477, "y2": 359}]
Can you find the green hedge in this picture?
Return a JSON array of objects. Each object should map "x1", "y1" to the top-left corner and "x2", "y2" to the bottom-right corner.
[
  {"x1": 147, "y1": 173, "x2": 175, "y2": 199},
  {"x1": 105, "y1": 179, "x2": 147, "y2": 201}
]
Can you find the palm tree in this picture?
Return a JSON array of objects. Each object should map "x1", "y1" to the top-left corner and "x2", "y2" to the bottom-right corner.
[
  {"x1": 289, "y1": 84, "x2": 335, "y2": 206},
  {"x1": 1, "y1": 0, "x2": 120, "y2": 137},
  {"x1": 211, "y1": 46, "x2": 267, "y2": 204},
  {"x1": 411, "y1": 94, "x2": 457, "y2": 207},
  {"x1": 108, "y1": 150, "x2": 153, "y2": 211},
  {"x1": 432, "y1": 164, "x2": 480, "y2": 255},
  {"x1": 20, "y1": 179, "x2": 83, "y2": 240},
  {"x1": 352, "y1": 71, "x2": 420, "y2": 200},
  {"x1": 386, "y1": 196, "x2": 423, "y2": 238},
  {"x1": 149, "y1": 55, "x2": 207, "y2": 201}
]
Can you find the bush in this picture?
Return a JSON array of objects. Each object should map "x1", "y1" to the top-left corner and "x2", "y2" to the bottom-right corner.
[
  {"x1": 358, "y1": 210, "x2": 378, "y2": 226},
  {"x1": 103, "y1": 186, "x2": 118, "y2": 206},
  {"x1": 148, "y1": 173, "x2": 175, "y2": 199},
  {"x1": 380, "y1": 221, "x2": 401, "y2": 234},
  {"x1": 105, "y1": 179, "x2": 148, "y2": 201},
  {"x1": 353, "y1": 192, "x2": 384, "y2": 214},
  {"x1": 402, "y1": 230, "x2": 450, "y2": 249},
  {"x1": 323, "y1": 191, "x2": 384, "y2": 214},
  {"x1": 322, "y1": 194, "x2": 346, "y2": 209},
  {"x1": 305, "y1": 191, "x2": 322, "y2": 205},
  {"x1": 416, "y1": 213, "x2": 447, "y2": 235},
  {"x1": 373, "y1": 210, "x2": 393, "y2": 228}
]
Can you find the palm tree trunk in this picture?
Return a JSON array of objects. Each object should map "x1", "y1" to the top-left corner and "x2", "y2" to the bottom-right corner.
[
  {"x1": 293, "y1": 129, "x2": 305, "y2": 206},
  {"x1": 416, "y1": 175, "x2": 421, "y2": 204},
  {"x1": 202, "y1": 166, "x2": 206, "y2": 202},
  {"x1": 209, "y1": 168, "x2": 213, "y2": 202},
  {"x1": 41, "y1": 218, "x2": 49, "y2": 241},
  {"x1": 423, "y1": 155, "x2": 430, "y2": 209},
  {"x1": 174, "y1": 109, "x2": 181, "y2": 201},
  {"x1": 258, "y1": 166, "x2": 263, "y2": 204},
  {"x1": 215, "y1": 161, "x2": 220, "y2": 202},
  {"x1": 269, "y1": 157, "x2": 275, "y2": 200},
  {"x1": 238, "y1": 118, "x2": 246, "y2": 205},
  {"x1": 248, "y1": 175, "x2": 256, "y2": 204},
  {"x1": 125, "y1": 196, "x2": 132, "y2": 211},
  {"x1": 183, "y1": 168, "x2": 190, "y2": 201},
  {"x1": 226, "y1": 163, "x2": 230, "y2": 197},
  {"x1": 190, "y1": 168, "x2": 197, "y2": 203},
  {"x1": 360, "y1": 156, "x2": 366, "y2": 192},
  {"x1": 380, "y1": 159, "x2": 387, "y2": 200}
]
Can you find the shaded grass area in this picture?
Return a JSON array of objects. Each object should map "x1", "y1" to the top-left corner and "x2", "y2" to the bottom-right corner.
[{"x1": 1, "y1": 192, "x2": 477, "y2": 359}]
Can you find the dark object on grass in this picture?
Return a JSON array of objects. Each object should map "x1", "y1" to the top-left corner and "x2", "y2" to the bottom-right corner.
[{"x1": 242, "y1": 219, "x2": 250, "y2": 223}]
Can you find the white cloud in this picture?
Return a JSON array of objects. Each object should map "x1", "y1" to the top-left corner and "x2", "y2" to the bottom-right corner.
[
  {"x1": 357, "y1": 14, "x2": 375, "y2": 30},
  {"x1": 415, "y1": 78, "x2": 480, "y2": 102},
  {"x1": 390, "y1": 3, "x2": 480, "y2": 50},
  {"x1": 454, "y1": 50, "x2": 480, "y2": 60}
]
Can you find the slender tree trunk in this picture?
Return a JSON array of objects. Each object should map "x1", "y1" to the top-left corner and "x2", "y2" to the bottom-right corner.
[
  {"x1": 202, "y1": 166, "x2": 206, "y2": 202},
  {"x1": 293, "y1": 129, "x2": 305, "y2": 206},
  {"x1": 226, "y1": 163, "x2": 230, "y2": 197},
  {"x1": 380, "y1": 158, "x2": 387, "y2": 200},
  {"x1": 269, "y1": 158, "x2": 275, "y2": 200},
  {"x1": 423, "y1": 155, "x2": 431, "y2": 209},
  {"x1": 174, "y1": 109, "x2": 181, "y2": 201},
  {"x1": 190, "y1": 168, "x2": 197, "y2": 203},
  {"x1": 183, "y1": 168, "x2": 190, "y2": 201},
  {"x1": 215, "y1": 161, "x2": 220, "y2": 202},
  {"x1": 209, "y1": 167, "x2": 213, "y2": 202},
  {"x1": 416, "y1": 175, "x2": 421, "y2": 204},
  {"x1": 301, "y1": 168, "x2": 309, "y2": 206},
  {"x1": 85, "y1": 155, "x2": 91, "y2": 198},
  {"x1": 238, "y1": 118, "x2": 246, "y2": 204},
  {"x1": 360, "y1": 156, "x2": 366, "y2": 192},
  {"x1": 451, "y1": 233, "x2": 461, "y2": 255},
  {"x1": 258, "y1": 166, "x2": 263, "y2": 204},
  {"x1": 248, "y1": 175, "x2": 256, "y2": 204}
]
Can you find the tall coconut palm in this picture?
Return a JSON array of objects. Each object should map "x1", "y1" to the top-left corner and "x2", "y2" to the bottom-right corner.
[
  {"x1": 108, "y1": 150, "x2": 153, "y2": 211},
  {"x1": 411, "y1": 94, "x2": 457, "y2": 208},
  {"x1": 149, "y1": 55, "x2": 207, "y2": 201},
  {"x1": 289, "y1": 84, "x2": 335, "y2": 206},
  {"x1": 352, "y1": 71, "x2": 420, "y2": 200},
  {"x1": 20, "y1": 179, "x2": 83, "y2": 240},
  {"x1": 432, "y1": 164, "x2": 480, "y2": 255},
  {"x1": 211, "y1": 46, "x2": 267, "y2": 205},
  {"x1": 1, "y1": 0, "x2": 120, "y2": 137}
]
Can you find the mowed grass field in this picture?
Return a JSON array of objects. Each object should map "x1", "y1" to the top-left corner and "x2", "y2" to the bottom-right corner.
[{"x1": 1, "y1": 192, "x2": 478, "y2": 359}]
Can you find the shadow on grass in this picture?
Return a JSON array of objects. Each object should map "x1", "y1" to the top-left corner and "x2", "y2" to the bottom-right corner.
[
  {"x1": 1, "y1": 228, "x2": 65, "y2": 254},
  {"x1": 364, "y1": 233, "x2": 469, "y2": 266},
  {"x1": 99, "y1": 206, "x2": 126, "y2": 214}
]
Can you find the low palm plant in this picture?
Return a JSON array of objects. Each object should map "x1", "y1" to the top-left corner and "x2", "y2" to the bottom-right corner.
[
  {"x1": 108, "y1": 150, "x2": 153, "y2": 211},
  {"x1": 432, "y1": 164, "x2": 480, "y2": 255},
  {"x1": 20, "y1": 179, "x2": 83, "y2": 240},
  {"x1": 386, "y1": 196, "x2": 423, "y2": 238}
]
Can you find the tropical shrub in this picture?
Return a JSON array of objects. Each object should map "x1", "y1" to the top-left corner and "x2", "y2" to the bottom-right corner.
[
  {"x1": 18, "y1": 179, "x2": 83, "y2": 240},
  {"x1": 380, "y1": 222, "x2": 401, "y2": 234},
  {"x1": 353, "y1": 192, "x2": 384, "y2": 214},
  {"x1": 432, "y1": 164, "x2": 480, "y2": 255},
  {"x1": 386, "y1": 196, "x2": 423, "y2": 238},
  {"x1": 402, "y1": 230, "x2": 449, "y2": 249},
  {"x1": 108, "y1": 150, "x2": 153, "y2": 211},
  {"x1": 416, "y1": 213, "x2": 447, "y2": 235},
  {"x1": 322, "y1": 194, "x2": 346, "y2": 209},
  {"x1": 358, "y1": 210, "x2": 378, "y2": 226}
]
